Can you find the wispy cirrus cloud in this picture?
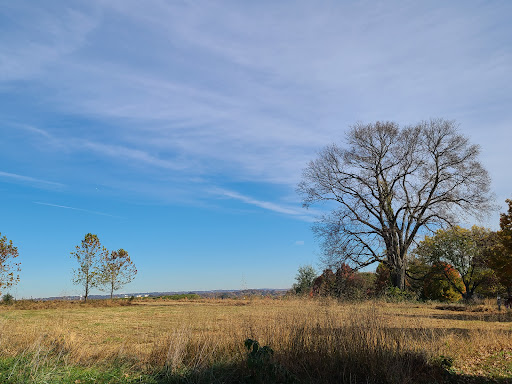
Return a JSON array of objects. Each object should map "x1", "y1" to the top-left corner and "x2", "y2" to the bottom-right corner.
[
  {"x1": 10, "y1": 124, "x2": 190, "y2": 173},
  {"x1": 33, "y1": 201, "x2": 118, "y2": 217},
  {"x1": 10, "y1": 123, "x2": 53, "y2": 138},
  {"x1": 211, "y1": 188, "x2": 316, "y2": 221},
  {"x1": 0, "y1": 2, "x2": 100, "y2": 82},
  {"x1": 78, "y1": 140, "x2": 188, "y2": 171},
  {"x1": 1, "y1": 1, "x2": 511, "y2": 222},
  {"x1": 0, "y1": 171, "x2": 64, "y2": 189}
]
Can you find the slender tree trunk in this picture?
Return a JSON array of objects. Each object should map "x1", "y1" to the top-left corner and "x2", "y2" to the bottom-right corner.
[{"x1": 110, "y1": 280, "x2": 114, "y2": 300}]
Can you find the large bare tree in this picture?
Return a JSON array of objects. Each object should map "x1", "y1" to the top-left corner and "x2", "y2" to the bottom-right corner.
[{"x1": 298, "y1": 119, "x2": 493, "y2": 289}]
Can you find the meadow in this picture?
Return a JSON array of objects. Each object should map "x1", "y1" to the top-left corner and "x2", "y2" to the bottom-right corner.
[{"x1": 0, "y1": 297, "x2": 511, "y2": 383}]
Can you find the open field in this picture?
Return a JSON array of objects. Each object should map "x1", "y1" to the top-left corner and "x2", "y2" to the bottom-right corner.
[{"x1": 0, "y1": 298, "x2": 511, "y2": 383}]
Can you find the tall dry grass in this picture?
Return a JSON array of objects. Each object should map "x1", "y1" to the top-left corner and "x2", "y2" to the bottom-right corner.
[{"x1": 0, "y1": 298, "x2": 511, "y2": 383}]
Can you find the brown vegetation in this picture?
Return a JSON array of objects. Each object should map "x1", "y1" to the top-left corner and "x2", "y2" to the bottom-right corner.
[{"x1": 0, "y1": 298, "x2": 511, "y2": 383}]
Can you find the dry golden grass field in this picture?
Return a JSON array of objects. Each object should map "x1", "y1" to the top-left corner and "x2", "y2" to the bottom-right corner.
[{"x1": 0, "y1": 297, "x2": 511, "y2": 383}]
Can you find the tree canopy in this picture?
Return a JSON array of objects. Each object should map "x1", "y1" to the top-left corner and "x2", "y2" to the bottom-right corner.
[
  {"x1": 298, "y1": 119, "x2": 493, "y2": 289},
  {"x1": 98, "y1": 248, "x2": 137, "y2": 299},
  {"x1": 422, "y1": 262, "x2": 465, "y2": 302},
  {"x1": 70, "y1": 233, "x2": 107, "y2": 302},
  {"x1": 488, "y1": 199, "x2": 512, "y2": 297},
  {"x1": 0, "y1": 233, "x2": 20, "y2": 295},
  {"x1": 414, "y1": 226, "x2": 494, "y2": 301},
  {"x1": 293, "y1": 265, "x2": 316, "y2": 295}
]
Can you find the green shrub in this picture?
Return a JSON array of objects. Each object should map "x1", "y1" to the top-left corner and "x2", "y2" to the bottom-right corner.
[
  {"x1": 384, "y1": 287, "x2": 418, "y2": 302},
  {"x1": 244, "y1": 339, "x2": 295, "y2": 383},
  {"x1": 161, "y1": 294, "x2": 201, "y2": 300},
  {"x1": 2, "y1": 293, "x2": 14, "y2": 305}
]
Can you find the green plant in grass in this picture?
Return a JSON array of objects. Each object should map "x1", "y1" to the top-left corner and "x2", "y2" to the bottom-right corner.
[
  {"x1": 244, "y1": 339, "x2": 295, "y2": 383},
  {"x1": 2, "y1": 293, "x2": 14, "y2": 305}
]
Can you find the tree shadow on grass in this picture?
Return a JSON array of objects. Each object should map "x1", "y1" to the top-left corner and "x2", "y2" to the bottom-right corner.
[
  {"x1": 446, "y1": 374, "x2": 512, "y2": 384},
  {"x1": 147, "y1": 363, "x2": 512, "y2": 384},
  {"x1": 394, "y1": 310, "x2": 512, "y2": 323},
  {"x1": 431, "y1": 312, "x2": 512, "y2": 322},
  {"x1": 148, "y1": 363, "x2": 246, "y2": 384},
  {"x1": 384, "y1": 326, "x2": 471, "y2": 338}
]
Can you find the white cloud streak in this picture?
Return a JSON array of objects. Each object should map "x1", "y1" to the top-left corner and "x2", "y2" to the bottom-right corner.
[
  {"x1": 0, "y1": 171, "x2": 64, "y2": 189},
  {"x1": 213, "y1": 188, "x2": 309, "y2": 217},
  {"x1": 78, "y1": 140, "x2": 187, "y2": 171},
  {"x1": 33, "y1": 201, "x2": 118, "y2": 217},
  {"x1": 10, "y1": 124, "x2": 190, "y2": 172}
]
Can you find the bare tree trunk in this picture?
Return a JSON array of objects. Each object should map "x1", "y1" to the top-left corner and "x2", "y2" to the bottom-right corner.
[
  {"x1": 387, "y1": 241, "x2": 407, "y2": 290},
  {"x1": 390, "y1": 266, "x2": 406, "y2": 290},
  {"x1": 462, "y1": 281, "x2": 474, "y2": 302}
]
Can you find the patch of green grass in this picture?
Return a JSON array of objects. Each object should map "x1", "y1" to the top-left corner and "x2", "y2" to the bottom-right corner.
[
  {"x1": 481, "y1": 350, "x2": 512, "y2": 379},
  {"x1": 0, "y1": 355, "x2": 249, "y2": 384},
  {"x1": 158, "y1": 294, "x2": 201, "y2": 300},
  {"x1": 103, "y1": 336, "x2": 124, "y2": 344},
  {"x1": 0, "y1": 356, "x2": 148, "y2": 384}
]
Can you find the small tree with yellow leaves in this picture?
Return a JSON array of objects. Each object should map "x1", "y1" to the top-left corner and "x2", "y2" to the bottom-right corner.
[
  {"x1": 98, "y1": 249, "x2": 137, "y2": 299},
  {"x1": 71, "y1": 233, "x2": 107, "y2": 302},
  {"x1": 0, "y1": 233, "x2": 20, "y2": 296}
]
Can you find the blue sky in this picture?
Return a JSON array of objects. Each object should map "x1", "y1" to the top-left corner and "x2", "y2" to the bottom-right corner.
[{"x1": 1, "y1": 1, "x2": 511, "y2": 299}]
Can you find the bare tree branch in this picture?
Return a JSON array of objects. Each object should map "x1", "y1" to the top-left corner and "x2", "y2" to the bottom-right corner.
[{"x1": 298, "y1": 119, "x2": 495, "y2": 289}]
